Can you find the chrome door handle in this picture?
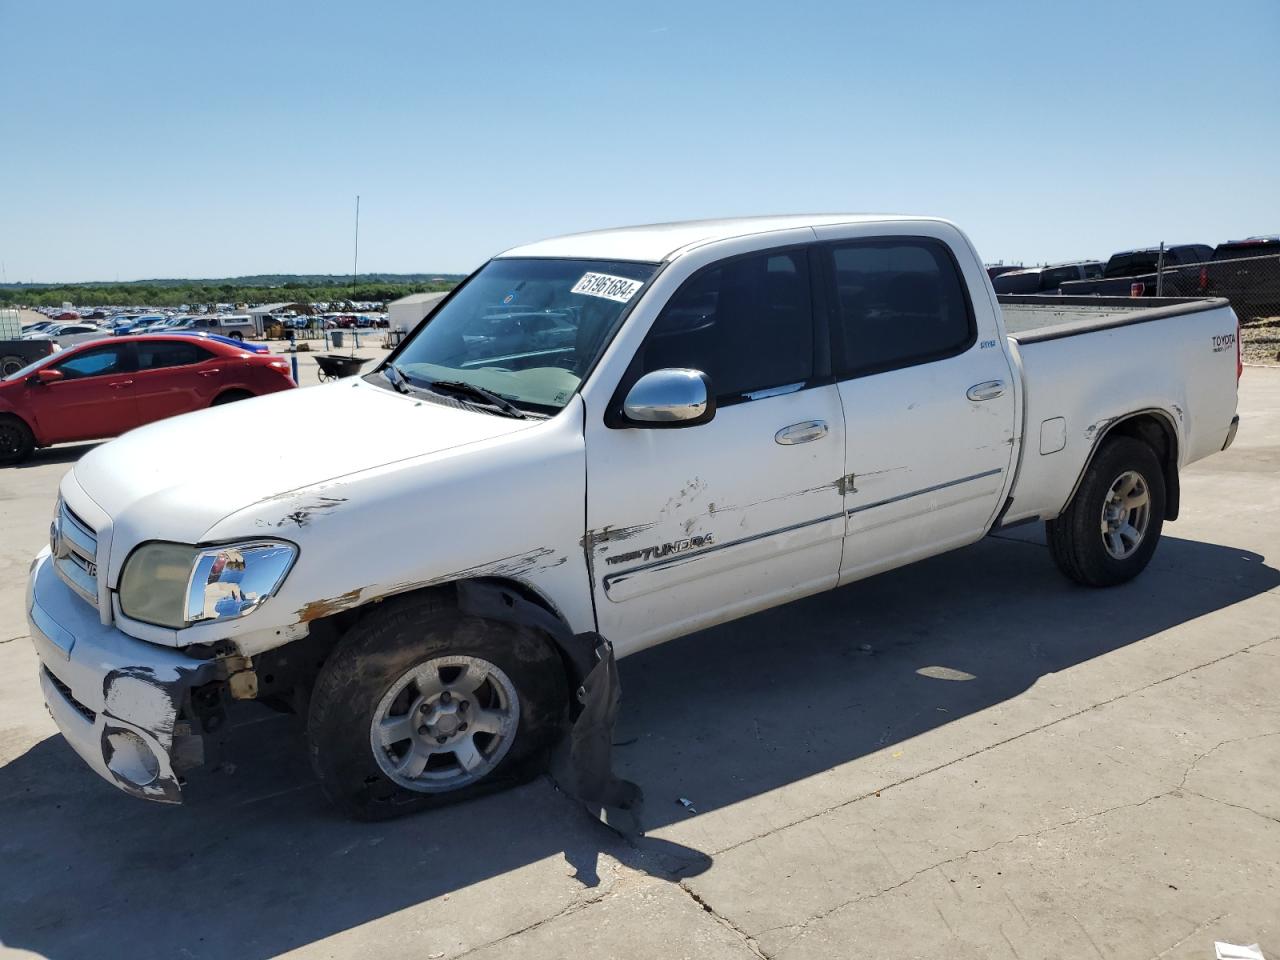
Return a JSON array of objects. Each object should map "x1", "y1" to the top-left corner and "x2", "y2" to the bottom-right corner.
[
  {"x1": 775, "y1": 420, "x2": 828, "y2": 445},
  {"x1": 966, "y1": 380, "x2": 1005, "y2": 402}
]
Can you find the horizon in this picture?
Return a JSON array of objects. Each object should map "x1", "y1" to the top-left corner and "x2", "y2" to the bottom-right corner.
[{"x1": 4, "y1": 0, "x2": 1278, "y2": 282}]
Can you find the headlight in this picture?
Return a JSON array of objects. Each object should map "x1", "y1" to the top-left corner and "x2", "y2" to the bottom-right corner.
[{"x1": 119, "y1": 541, "x2": 297, "y2": 629}]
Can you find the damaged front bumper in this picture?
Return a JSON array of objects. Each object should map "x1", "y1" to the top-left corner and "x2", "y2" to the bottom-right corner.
[{"x1": 27, "y1": 548, "x2": 218, "y2": 802}]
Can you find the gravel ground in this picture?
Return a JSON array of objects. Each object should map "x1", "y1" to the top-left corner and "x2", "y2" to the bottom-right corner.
[{"x1": 1242, "y1": 318, "x2": 1280, "y2": 365}]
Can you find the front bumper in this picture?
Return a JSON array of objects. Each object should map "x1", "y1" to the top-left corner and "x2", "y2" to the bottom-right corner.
[{"x1": 27, "y1": 548, "x2": 218, "y2": 802}]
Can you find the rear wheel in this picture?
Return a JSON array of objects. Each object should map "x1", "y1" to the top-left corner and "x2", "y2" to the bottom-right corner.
[
  {"x1": 1, "y1": 354, "x2": 26, "y2": 378},
  {"x1": 1047, "y1": 436, "x2": 1165, "y2": 587},
  {"x1": 229, "y1": 331, "x2": 244, "y2": 341},
  {"x1": 307, "y1": 592, "x2": 567, "y2": 820},
  {"x1": 0, "y1": 415, "x2": 34, "y2": 466}
]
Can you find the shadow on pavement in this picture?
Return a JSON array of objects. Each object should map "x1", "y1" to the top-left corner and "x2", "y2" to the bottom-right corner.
[
  {"x1": 12, "y1": 442, "x2": 101, "y2": 469},
  {"x1": 0, "y1": 532, "x2": 1275, "y2": 959}
]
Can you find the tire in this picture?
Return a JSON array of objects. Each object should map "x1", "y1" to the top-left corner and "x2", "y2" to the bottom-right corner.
[
  {"x1": 1, "y1": 354, "x2": 26, "y2": 378},
  {"x1": 307, "y1": 592, "x2": 568, "y2": 820},
  {"x1": 211, "y1": 390, "x2": 253, "y2": 406},
  {"x1": 0, "y1": 415, "x2": 35, "y2": 466},
  {"x1": 229, "y1": 331, "x2": 244, "y2": 341},
  {"x1": 1047, "y1": 436, "x2": 1165, "y2": 587}
]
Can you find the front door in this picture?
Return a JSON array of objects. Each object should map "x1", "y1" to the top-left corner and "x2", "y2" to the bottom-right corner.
[
  {"x1": 584, "y1": 246, "x2": 846, "y2": 656},
  {"x1": 814, "y1": 232, "x2": 1017, "y2": 582},
  {"x1": 31, "y1": 342, "x2": 139, "y2": 443}
]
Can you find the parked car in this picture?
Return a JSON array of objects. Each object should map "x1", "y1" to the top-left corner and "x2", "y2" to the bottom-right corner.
[
  {"x1": 0, "y1": 334, "x2": 295, "y2": 463},
  {"x1": 986, "y1": 265, "x2": 1023, "y2": 280},
  {"x1": 23, "y1": 322, "x2": 102, "y2": 340},
  {"x1": 167, "y1": 314, "x2": 256, "y2": 340},
  {"x1": 992, "y1": 261, "x2": 1104, "y2": 295},
  {"x1": 171, "y1": 330, "x2": 271, "y2": 354},
  {"x1": 21, "y1": 215, "x2": 1240, "y2": 816},
  {"x1": 1060, "y1": 244, "x2": 1212, "y2": 297},
  {"x1": 1199, "y1": 235, "x2": 1280, "y2": 320}
]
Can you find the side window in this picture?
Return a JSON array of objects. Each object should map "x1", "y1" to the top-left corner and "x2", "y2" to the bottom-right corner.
[
  {"x1": 827, "y1": 238, "x2": 975, "y2": 378},
  {"x1": 137, "y1": 341, "x2": 213, "y2": 370},
  {"x1": 638, "y1": 249, "x2": 814, "y2": 403},
  {"x1": 55, "y1": 345, "x2": 130, "y2": 380}
]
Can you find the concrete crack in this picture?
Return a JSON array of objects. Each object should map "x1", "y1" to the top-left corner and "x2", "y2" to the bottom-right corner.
[
  {"x1": 0, "y1": 635, "x2": 24, "y2": 644},
  {"x1": 757, "y1": 792, "x2": 1174, "y2": 953},
  {"x1": 677, "y1": 881, "x2": 770, "y2": 960},
  {"x1": 1177, "y1": 730, "x2": 1280, "y2": 792},
  {"x1": 1149, "y1": 912, "x2": 1227, "y2": 959},
  {"x1": 700, "y1": 637, "x2": 1277, "y2": 863},
  {"x1": 1181, "y1": 787, "x2": 1280, "y2": 827}
]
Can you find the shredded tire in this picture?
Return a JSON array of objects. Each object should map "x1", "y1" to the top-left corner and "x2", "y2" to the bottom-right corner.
[{"x1": 307, "y1": 591, "x2": 567, "y2": 820}]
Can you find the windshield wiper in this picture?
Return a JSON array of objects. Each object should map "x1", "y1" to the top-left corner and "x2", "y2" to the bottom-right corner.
[
  {"x1": 426, "y1": 379, "x2": 532, "y2": 420},
  {"x1": 382, "y1": 362, "x2": 412, "y2": 394}
]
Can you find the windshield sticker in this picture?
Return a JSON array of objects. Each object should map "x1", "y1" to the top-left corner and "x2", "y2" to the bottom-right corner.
[{"x1": 571, "y1": 272, "x2": 644, "y2": 303}]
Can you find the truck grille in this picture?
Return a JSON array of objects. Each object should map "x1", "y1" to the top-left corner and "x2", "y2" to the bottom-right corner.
[
  {"x1": 43, "y1": 666, "x2": 97, "y2": 723},
  {"x1": 52, "y1": 500, "x2": 100, "y2": 610}
]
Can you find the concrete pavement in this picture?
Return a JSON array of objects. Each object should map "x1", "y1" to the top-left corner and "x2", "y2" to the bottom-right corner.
[{"x1": 1, "y1": 369, "x2": 1277, "y2": 960}]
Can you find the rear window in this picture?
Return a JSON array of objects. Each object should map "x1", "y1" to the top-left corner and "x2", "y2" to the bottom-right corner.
[
  {"x1": 1039, "y1": 266, "x2": 1082, "y2": 291},
  {"x1": 827, "y1": 237, "x2": 975, "y2": 377},
  {"x1": 1104, "y1": 252, "x2": 1160, "y2": 277},
  {"x1": 1213, "y1": 242, "x2": 1278, "y2": 261},
  {"x1": 992, "y1": 271, "x2": 1042, "y2": 295}
]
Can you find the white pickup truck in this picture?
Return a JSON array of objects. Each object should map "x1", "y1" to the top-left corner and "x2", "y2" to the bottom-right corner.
[{"x1": 26, "y1": 215, "x2": 1242, "y2": 818}]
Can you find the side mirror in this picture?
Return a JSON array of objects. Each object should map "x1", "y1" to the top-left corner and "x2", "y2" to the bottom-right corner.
[
  {"x1": 32, "y1": 368, "x2": 65, "y2": 385},
  {"x1": 622, "y1": 368, "x2": 715, "y2": 427}
]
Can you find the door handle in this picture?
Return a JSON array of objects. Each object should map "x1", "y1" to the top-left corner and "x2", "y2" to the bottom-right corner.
[
  {"x1": 108, "y1": 380, "x2": 134, "y2": 389},
  {"x1": 775, "y1": 420, "x2": 828, "y2": 445},
  {"x1": 966, "y1": 380, "x2": 1005, "y2": 402},
  {"x1": 199, "y1": 369, "x2": 221, "y2": 377}
]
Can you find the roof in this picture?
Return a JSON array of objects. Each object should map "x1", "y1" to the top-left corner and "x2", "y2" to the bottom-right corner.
[
  {"x1": 388, "y1": 291, "x2": 449, "y2": 307},
  {"x1": 499, "y1": 214, "x2": 941, "y2": 263}
]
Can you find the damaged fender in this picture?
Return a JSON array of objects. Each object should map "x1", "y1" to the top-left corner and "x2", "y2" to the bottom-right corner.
[{"x1": 456, "y1": 580, "x2": 643, "y2": 834}]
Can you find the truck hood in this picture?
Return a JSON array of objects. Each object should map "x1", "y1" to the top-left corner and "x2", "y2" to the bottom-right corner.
[{"x1": 71, "y1": 378, "x2": 538, "y2": 550}]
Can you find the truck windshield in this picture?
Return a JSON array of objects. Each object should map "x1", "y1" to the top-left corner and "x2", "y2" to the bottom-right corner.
[{"x1": 385, "y1": 257, "x2": 657, "y2": 414}]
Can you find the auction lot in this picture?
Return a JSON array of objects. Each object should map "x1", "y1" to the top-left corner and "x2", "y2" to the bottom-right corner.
[{"x1": 0, "y1": 369, "x2": 1276, "y2": 960}]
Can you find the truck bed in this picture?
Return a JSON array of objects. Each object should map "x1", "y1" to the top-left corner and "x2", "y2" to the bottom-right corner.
[
  {"x1": 999, "y1": 295, "x2": 1230, "y2": 342},
  {"x1": 997, "y1": 293, "x2": 1239, "y2": 528}
]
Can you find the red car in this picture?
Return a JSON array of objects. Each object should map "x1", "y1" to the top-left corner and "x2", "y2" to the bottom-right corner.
[{"x1": 0, "y1": 335, "x2": 296, "y2": 464}]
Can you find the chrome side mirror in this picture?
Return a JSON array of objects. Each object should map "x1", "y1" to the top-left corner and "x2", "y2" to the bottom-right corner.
[{"x1": 622, "y1": 368, "x2": 715, "y2": 427}]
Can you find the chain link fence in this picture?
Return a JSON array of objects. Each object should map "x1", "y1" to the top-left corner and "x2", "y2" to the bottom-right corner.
[{"x1": 1155, "y1": 252, "x2": 1280, "y2": 362}]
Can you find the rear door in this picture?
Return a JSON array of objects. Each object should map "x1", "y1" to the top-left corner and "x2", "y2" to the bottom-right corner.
[
  {"x1": 133, "y1": 339, "x2": 221, "y2": 424},
  {"x1": 584, "y1": 244, "x2": 847, "y2": 654},
  {"x1": 812, "y1": 227, "x2": 1018, "y2": 583},
  {"x1": 31, "y1": 343, "x2": 139, "y2": 443}
]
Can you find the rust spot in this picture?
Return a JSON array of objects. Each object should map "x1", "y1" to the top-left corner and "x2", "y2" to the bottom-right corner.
[
  {"x1": 834, "y1": 473, "x2": 859, "y2": 496},
  {"x1": 296, "y1": 588, "x2": 363, "y2": 623}
]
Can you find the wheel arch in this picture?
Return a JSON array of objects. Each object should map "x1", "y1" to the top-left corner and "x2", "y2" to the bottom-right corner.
[
  {"x1": 1067, "y1": 409, "x2": 1181, "y2": 521},
  {"x1": 0, "y1": 410, "x2": 39, "y2": 448},
  {"x1": 298, "y1": 575, "x2": 595, "y2": 699}
]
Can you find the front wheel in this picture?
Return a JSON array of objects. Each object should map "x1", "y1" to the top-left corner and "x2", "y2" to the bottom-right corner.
[
  {"x1": 307, "y1": 592, "x2": 568, "y2": 820},
  {"x1": 1047, "y1": 436, "x2": 1165, "y2": 587},
  {"x1": 0, "y1": 415, "x2": 35, "y2": 466}
]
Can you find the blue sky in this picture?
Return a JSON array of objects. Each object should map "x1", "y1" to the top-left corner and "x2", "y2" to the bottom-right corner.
[{"x1": 3, "y1": 0, "x2": 1278, "y2": 282}]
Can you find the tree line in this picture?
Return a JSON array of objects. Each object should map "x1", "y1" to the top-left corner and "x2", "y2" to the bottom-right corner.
[{"x1": 0, "y1": 279, "x2": 459, "y2": 309}]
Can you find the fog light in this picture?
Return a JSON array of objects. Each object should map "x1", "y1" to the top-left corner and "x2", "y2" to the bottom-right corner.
[{"x1": 104, "y1": 730, "x2": 162, "y2": 787}]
